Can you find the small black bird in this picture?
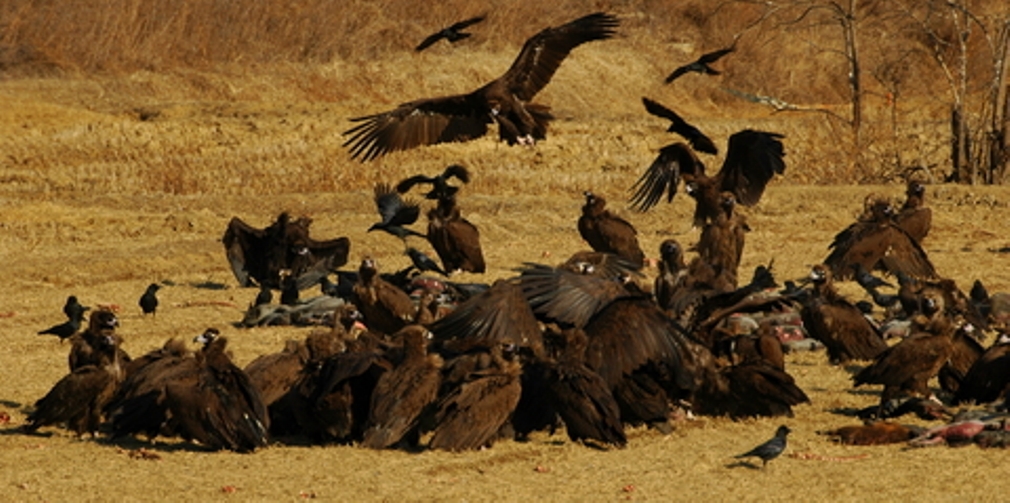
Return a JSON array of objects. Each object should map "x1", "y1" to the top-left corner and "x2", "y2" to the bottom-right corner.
[
  {"x1": 139, "y1": 283, "x2": 161, "y2": 316},
  {"x1": 406, "y1": 247, "x2": 448, "y2": 276},
  {"x1": 38, "y1": 308, "x2": 87, "y2": 342},
  {"x1": 254, "y1": 284, "x2": 273, "y2": 306},
  {"x1": 735, "y1": 425, "x2": 791, "y2": 468},
  {"x1": 415, "y1": 15, "x2": 487, "y2": 52},
  {"x1": 665, "y1": 46, "x2": 735, "y2": 83},
  {"x1": 851, "y1": 263, "x2": 894, "y2": 289},
  {"x1": 369, "y1": 183, "x2": 426, "y2": 240},
  {"x1": 642, "y1": 97, "x2": 718, "y2": 155},
  {"x1": 63, "y1": 295, "x2": 89, "y2": 320},
  {"x1": 396, "y1": 164, "x2": 471, "y2": 201}
]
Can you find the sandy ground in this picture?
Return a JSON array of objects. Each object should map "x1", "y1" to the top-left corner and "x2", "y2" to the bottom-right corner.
[{"x1": 3, "y1": 76, "x2": 1010, "y2": 501}]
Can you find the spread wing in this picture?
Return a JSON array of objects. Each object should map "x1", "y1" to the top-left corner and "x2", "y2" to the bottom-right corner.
[
  {"x1": 497, "y1": 12, "x2": 619, "y2": 101},
  {"x1": 517, "y1": 262, "x2": 633, "y2": 328},
  {"x1": 415, "y1": 32, "x2": 448, "y2": 52},
  {"x1": 429, "y1": 279, "x2": 543, "y2": 354},
  {"x1": 716, "y1": 129, "x2": 786, "y2": 206},
  {"x1": 222, "y1": 217, "x2": 268, "y2": 288},
  {"x1": 825, "y1": 221, "x2": 937, "y2": 280},
  {"x1": 698, "y1": 46, "x2": 735, "y2": 64},
  {"x1": 373, "y1": 183, "x2": 420, "y2": 227},
  {"x1": 343, "y1": 94, "x2": 490, "y2": 162},
  {"x1": 628, "y1": 143, "x2": 704, "y2": 212},
  {"x1": 642, "y1": 97, "x2": 717, "y2": 154}
]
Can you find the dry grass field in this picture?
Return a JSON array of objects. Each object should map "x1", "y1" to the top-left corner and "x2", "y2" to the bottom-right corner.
[{"x1": 4, "y1": 1, "x2": 1010, "y2": 501}]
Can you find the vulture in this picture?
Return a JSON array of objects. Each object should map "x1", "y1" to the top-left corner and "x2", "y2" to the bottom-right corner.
[
  {"x1": 245, "y1": 329, "x2": 343, "y2": 408},
  {"x1": 427, "y1": 195, "x2": 486, "y2": 274},
  {"x1": 25, "y1": 331, "x2": 125, "y2": 436},
  {"x1": 953, "y1": 333, "x2": 1010, "y2": 405},
  {"x1": 427, "y1": 343, "x2": 524, "y2": 451},
  {"x1": 430, "y1": 279, "x2": 544, "y2": 356},
  {"x1": 823, "y1": 195, "x2": 937, "y2": 281},
  {"x1": 938, "y1": 324, "x2": 985, "y2": 395},
  {"x1": 343, "y1": 12, "x2": 620, "y2": 161},
  {"x1": 106, "y1": 337, "x2": 197, "y2": 440},
  {"x1": 351, "y1": 258, "x2": 418, "y2": 335},
  {"x1": 690, "y1": 191, "x2": 749, "y2": 289},
  {"x1": 396, "y1": 164, "x2": 471, "y2": 201},
  {"x1": 415, "y1": 15, "x2": 486, "y2": 52},
  {"x1": 368, "y1": 182, "x2": 425, "y2": 240},
  {"x1": 800, "y1": 265, "x2": 887, "y2": 364},
  {"x1": 664, "y1": 46, "x2": 735, "y2": 83},
  {"x1": 69, "y1": 309, "x2": 130, "y2": 373},
  {"x1": 361, "y1": 326, "x2": 443, "y2": 449},
  {"x1": 162, "y1": 329, "x2": 270, "y2": 452},
  {"x1": 896, "y1": 180, "x2": 931, "y2": 244},
  {"x1": 577, "y1": 191, "x2": 646, "y2": 270},
  {"x1": 630, "y1": 99, "x2": 786, "y2": 226},
  {"x1": 223, "y1": 212, "x2": 350, "y2": 290}
]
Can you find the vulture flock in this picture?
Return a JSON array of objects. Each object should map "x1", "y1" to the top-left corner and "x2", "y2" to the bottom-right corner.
[{"x1": 23, "y1": 12, "x2": 1010, "y2": 457}]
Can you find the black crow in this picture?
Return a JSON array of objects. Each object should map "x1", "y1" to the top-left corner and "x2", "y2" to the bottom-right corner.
[{"x1": 735, "y1": 425, "x2": 791, "y2": 468}]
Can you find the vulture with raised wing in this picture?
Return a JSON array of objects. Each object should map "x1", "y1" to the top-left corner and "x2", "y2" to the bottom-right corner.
[
  {"x1": 664, "y1": 46, "x2": 735, "y2": 83},
  {"x1": 344, "y1": 12, "x2": 619, "y2": 161},
  {"x1": 415, "y1": 15, "x2": 486, "y2": 52},
  {"x1": 223, "y1": 212, "x2": 350, "y2": 290},
  {"x1": 630, "y1": 101, "x2": 785, "y2": 226},
  {"x1": 823, "y1": 195, "x2": 936, "y2": 281}
]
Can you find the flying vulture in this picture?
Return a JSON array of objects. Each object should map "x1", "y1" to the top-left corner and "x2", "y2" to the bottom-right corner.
[{"x1": 343, "y1": 12, "x2": 619, "y2": 161}]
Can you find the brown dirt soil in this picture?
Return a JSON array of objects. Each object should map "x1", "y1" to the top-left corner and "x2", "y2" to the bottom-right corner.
[{"x1": 3, "y1": 70, "x2": 1010, "y2": 500}]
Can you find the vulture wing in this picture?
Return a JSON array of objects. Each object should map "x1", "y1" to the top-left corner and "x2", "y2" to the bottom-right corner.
[
  {"x1": 716, "y1": 129, "x2": 786, "y2": 207},
  {"x1": 629, "y1": 142, "x2": 704, "y2": 212}
]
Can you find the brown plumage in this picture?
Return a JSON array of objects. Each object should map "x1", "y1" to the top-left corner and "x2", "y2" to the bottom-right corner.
[
  {"x1": 577, "y1": 191, "x2": 646, "y2": 269},
  {"x1": 223, "y1": 212, "x2": 350, "y2": 289},
  {"x1": 896, "y1": 180, "x2": 931, "y2": 244},
  {"x1": 361, "y1": 326, "x2": 443, "y2": 449},
  {"x1": 824, "y1": 195, "x2": 937, "y2": 281},
  {"x1": 821, "y1": 422, "x2": 921, "y2": 445},
  {"x1": 538, "y1": 327, "x2": 626, "y2": 447},
  {"x1": 734, "y1": 322, "x2": 786, "y2": 371},
  {"x1": 344, "y1": 12, "x2": 619, "y2": 161},
  {"x1": 953, "y1": 333, "x2": 1010, "y2": 405},
  {"x1": 853, "y1": 293, "x2": 955, "y2": 407},
  {"x1": 430, "y1": 279, "x2": 544, "y2": 355},
  {"x1": 800, "y1": 265, "x2": 887, "y2": 364},
  {"x1": 691, "y1": 191, "x2": 749, "y2": 288},
  {"x1": 427, "y1": 195, "x2": 485, "y2": 274},
  {"x1": 938, "y1": 324, "x2": 984, "y2": 395},
  {"x1": 69, "y1": 309, "x2": 130, "y2": 373},
  {"x1": 428, "y1": 343, "x2": 523, "y2": 451},
  {"x1": 629, "y1": 125, "x2": 786, "y2": 227},
  {"x1": 163, "y1": 329, "x2": 271, "y2": 452},
  {"x1": 352, "y1": 258, "x2": 417, "y2": 335},
  {"x1": 106, "y1": 337, "x2": 197, "y2": 440},
  {"x1": 654, "y1": 239, "x2": 689, "y2": 313},
  {"x1": 25, "y1": 332, "x2": 125, "y2": 436},
  {"x1": 245, "y1": 329, "x2": 343, "y2": 408}
]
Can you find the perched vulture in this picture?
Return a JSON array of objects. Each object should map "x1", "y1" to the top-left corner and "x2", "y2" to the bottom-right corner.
[
  {"x1": 800, "y1": 265, "x2": 887, "y2": 364},
  {"x1": 664, "y1": 46, "x2": 735, "y2": 83},
  {"x1": 25, "y1": 331, "x2": 125, "y2": 436},
  {"x1": 69, "y1": 309, "x2": 130, "y2": 373},
  {"x1": 245, "y1": 329, "x2": 343, "y2": 408},
  {"x1": 427, "y1": 195, "x2": 486, "y2": 274},
  {"x1": 577, "y1": 192, "x2": 646, "y2": 269},
  {"x1": 223, "y1": 212, "x2": 350, "y2": 290},
  {"x1": 344, "y1": 12, "x2": 619, "y2": 161},
  {"x1": 368, "y1": 182, "x2": 425, "y2": 240},
  {"x1": 823, "y1": 195, "x2": 936, "y2": 281},
  {"x1": 396, "y1": 164, "x2": 471, "y2": 201},
  {"x1": 415, "y1": 15, "x2": 486, "y2": 52},
  {"x1": 106, "y1": 337, "x2": 196, "y2": 440},
  {"x1": 896, "y1": 180, "x2": 931, "y2": 244},
  {"x1": 953, "y1": 333, "x2": 1010, "y2": 405},
  {"x1": 690, "y1": 191, "x2": 749, "y2": 288},
  {"x1": 351, "y1": 258, "x2": 417, "y2": 336},
  {"x1": 630, "y1": 103, "x2": 786, "y2": 227},
  {"x1": 361, "y1": 326, "x2": 443, "y2": 449}
]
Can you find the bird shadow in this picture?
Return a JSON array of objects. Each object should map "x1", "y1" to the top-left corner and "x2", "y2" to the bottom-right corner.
[
  {"x1": 95, "y1": 435, "x2": 219, "y2": 454},
  {"x1": 725, "y1": 460, "x2": 764, "y2": 470},
  {"x1": 0, "y1": 399, "x2": 22, "y2": 408}
]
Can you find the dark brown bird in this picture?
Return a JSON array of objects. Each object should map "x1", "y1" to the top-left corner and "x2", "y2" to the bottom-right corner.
[
  {"x1": 853, "y1": 293, "x2": 955, "y2": 410},
  {"x1": 163, "y1": 329, "x2": 270, "y2": 452},
  {"x1": 139, "y1": 283, "x2": 160, "y2": 316},
  {"x1": 577, "y1": 191, "x2": 646, "y2": 269},
  {"x1": 665, "y1": 46, "x2": 735, "y2": 83},
  {"x1": 415, "y1": 15, "x2": 487, "y2": 52},
  {"x1": 352, "y1": 258, "x2": 417, "y2": 335},
  {"x1": 396, "y1": 164, "x2": 471, "y2": 201},
  {"x1": 344, "y1": 12, "x2": 619, "y2": 161},
  {"x1": 106, "y1": 337, "x2": 197, "y2": 440},
  {"x1": 630, "y1": 128, "x2": 785, "y2": 227},
  {"x1": 896, "y1": 180, "x2": 931, "y2": 244},
  {"x1": 691, "y1": 191, "x2": 749, "y2": 288},
  {"x1": 69, "y1": 309, "x2": 129, "y2": 373},
  {"x1": 427, "y1": 195, "x2": 486, "y2": 274},
  {"x1": 245, "y1": 329, "x2": 342, "y2": 409},
  {"x1": 361, "y1": 326, "x2": 443, "y2": 449},
  {"x1": 368, "y1": 182, "x2": 425, "y2": 240},
  {"x1": 428, "y1": 343, "x2": 523, "y2": 451},
  {"x1": 430, "y1": 279, "x2": 544, "y2": 355},
  {"x1": 800, "y1": 265, "x2": 887, "y2": 364},
  {"x1": 821, "y1": 422, "x2": 921, "y2": 445},
  {"x1": 655, "y1": 239, "x2": 689, "y2": 313},
  {"x1": 223, "y1": 212, "x2": 350, "y2": 289},
  {"x1": 953, "y1": 333, "x2": 1010, "y2": 405},
  {"x1": 642, "y1": 97, "x2": 718, "y2": 154},
  {"x1": 25, "y1": 331, "x2": 125, "y2": 436},
  {"x1": 938, "y1": 323, "x2": 984, "y2": 395},
  {"x1": 824, "y1": 195, "x2": 937, "y2": 281}
]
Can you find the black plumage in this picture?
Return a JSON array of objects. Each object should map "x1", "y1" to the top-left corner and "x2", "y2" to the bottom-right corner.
[
  {"x1": 344, "y1": 12, "x2": 619, "y2": 161},
  {"x1": 734, "y1": 425, "x2": 790, "y2": 468},
  {"x1": 63, "y1": 295, "x2": 89, "y2": 320},
  {"x1": 642, "y1": 97, "x2": 717, "y2": 154},
  {"x1": 139, "y1": 283, "x2": 160, "y2": 316},
  {"x1": 407, "y1": 247, "x2": 448, "y2": 276},
  {"x1": 38, "y1": 307, "x2": 87, "y2": 342},
  {"x1": 665, "y1": 46, "x2": 735, "y2": 83},
  {"x1": 396, "y1": 164, "x2": 471, "y2": 201},
  {"x1": 369, "y1": 182, "x2": 425, "y2": 240},
  {"x1": 415, "y1": 15, "x2": 486, "y2": 52}
]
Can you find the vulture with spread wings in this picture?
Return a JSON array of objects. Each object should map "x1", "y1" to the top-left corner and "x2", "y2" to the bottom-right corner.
[
  {"x1": 223, "y1": 213, "x2": 350, "y2": 290},
  {"x1": 343, "y1": 12, "x2": 619, "y2": 161},
  {"x1": 630, "y1": 98, "x2": 785, "y2": 226}
]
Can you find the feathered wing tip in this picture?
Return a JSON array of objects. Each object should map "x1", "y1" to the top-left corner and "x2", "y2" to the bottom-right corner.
[{"x1": 628, "y1": 143, "x2": 702, "y2": 212}]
